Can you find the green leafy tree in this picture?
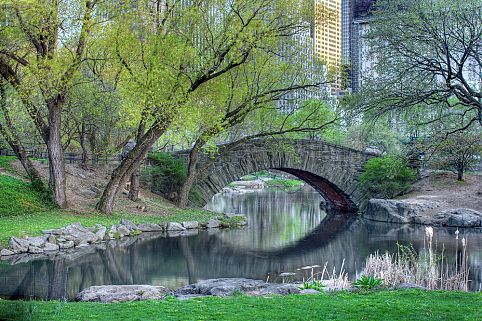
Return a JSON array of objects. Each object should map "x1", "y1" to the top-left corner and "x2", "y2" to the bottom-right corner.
[
  {"x1": 429, "y1": 129, "x2": 481, "y2": 181},
  {"x1": 360, "y1": 155, "x2": 417, "y2": 198},
  {"x1": 94, "y1": 0, "x2": 326, "y2": 213},
  {"x1": 0, "y1": 0, "x2": 99, "y2": 208}
]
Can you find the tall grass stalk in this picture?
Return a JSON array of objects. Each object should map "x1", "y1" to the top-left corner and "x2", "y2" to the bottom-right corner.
[{"x1": 363, "y1": 227, "x2": 470, "y2": 291}]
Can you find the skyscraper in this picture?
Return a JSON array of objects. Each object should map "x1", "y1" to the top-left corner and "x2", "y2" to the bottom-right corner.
[
  {"x1": 341, "y1": 0, "x2": 351, "y2": 65},
  {"x1": 314, "y1": 0, "x2": 342, "y2": 71}
]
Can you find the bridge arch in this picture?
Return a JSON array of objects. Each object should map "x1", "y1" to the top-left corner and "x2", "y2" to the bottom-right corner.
[{"x1": 173, "y1": 139, "x2": 375, "y2": 212}]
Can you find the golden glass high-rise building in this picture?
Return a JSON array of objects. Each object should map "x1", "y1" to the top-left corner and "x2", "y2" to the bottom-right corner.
[{"x1": 314, "y1": 0, "x2": 342, "y2": 71}]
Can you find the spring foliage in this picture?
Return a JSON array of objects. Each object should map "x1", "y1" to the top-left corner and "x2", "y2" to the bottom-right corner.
[{"x1": 359, "y1": 156, "x2": 417, "y2": 198}]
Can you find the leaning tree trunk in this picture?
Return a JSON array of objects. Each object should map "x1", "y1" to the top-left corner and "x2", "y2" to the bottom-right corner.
[
  {"x1": 177, "y1": 142, "x2": 202, "y2": 208},
  {"x1": 96, "y1": 125, "x2": 165, "y2": 214},
  {"x1": 0, "y1": 83, "x2": 44, "y2": 187},
  {"x1": 128, "y1": 122, "x2": 146, "y2": 201},
  {"x1": 47, "y1": 102, "x2": 68, "y2": 208}
]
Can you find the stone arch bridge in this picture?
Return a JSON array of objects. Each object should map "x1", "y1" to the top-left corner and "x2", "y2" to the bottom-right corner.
[{"x1": 172, "y1": 139, "x2": 376, "y2": 212}]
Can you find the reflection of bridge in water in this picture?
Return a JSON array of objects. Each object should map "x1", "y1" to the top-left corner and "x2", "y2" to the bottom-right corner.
[{"x1": 1, "y1": 216, "x2": 481, "y2": 299}]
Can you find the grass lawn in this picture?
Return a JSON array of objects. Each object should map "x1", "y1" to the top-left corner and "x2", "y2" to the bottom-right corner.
[
  {"x1": 0, "y1": 290, "x2": 480, "y2": 321},
  {"x1": 0, "y1": 174, "x2": 218, "y2": 248}
]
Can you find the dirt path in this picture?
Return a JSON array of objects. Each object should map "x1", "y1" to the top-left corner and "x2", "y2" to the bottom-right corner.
[{"x1": 398, "y1": 171, "x2": 482, "y2": 216}]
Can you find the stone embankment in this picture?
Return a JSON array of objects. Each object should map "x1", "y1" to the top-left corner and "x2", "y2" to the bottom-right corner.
[
  {"x1": 0, "y1": 215, "x2": 247, "y2": 258},
  {"x1": 365, "y1": 199, "x2": 482, "y2": 228}
]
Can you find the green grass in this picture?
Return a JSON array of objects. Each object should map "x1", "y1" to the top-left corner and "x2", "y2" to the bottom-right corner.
[
  {"x1": 0, "y1": 175, "x2": 219, "y2": 248},
  {"x1": 265, "y1": 178, "x2": 304, "y2": 189},
  {"x1": 0, "y1": 175, "x2": 52, "y2": 217},
  {"x1": 0, "y1": 290, "x2": 480, "y2": 321},
  {"x1": 0, "y1": 156, "x2": 17, "y2": 174}
]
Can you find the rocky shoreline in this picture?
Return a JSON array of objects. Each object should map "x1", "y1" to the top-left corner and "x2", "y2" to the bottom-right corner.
[
  {"x1": 76, "y1": 278, "x2": 329, "y2": 303},
  {"x1": 75, "y1": 278, "x2": 430, "y2": 303},
  {"x1": 0, "y1": 214, "x2": 247, "y2": 258},
  {"x1": 365, "y1": 199, "x2": 482, "y2": 228}
]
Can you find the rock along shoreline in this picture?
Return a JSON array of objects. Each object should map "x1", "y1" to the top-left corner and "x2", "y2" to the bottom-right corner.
[
  {"x1": 0, "y1": 214, "x2": 247, "y2": 258},
  {"x1": 365, "y1": 199, "x2": 482, "y2": 228}
]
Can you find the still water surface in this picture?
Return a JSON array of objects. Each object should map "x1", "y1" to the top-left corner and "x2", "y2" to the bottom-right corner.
[{"x1": 1, "y1": 188, "x2": 481, "y2": 299}]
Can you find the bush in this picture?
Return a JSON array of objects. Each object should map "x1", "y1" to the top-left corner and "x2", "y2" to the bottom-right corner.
[
  {"x1": 146, "y1": 152, "x2": 187, "y2": 198},
  {"x1": 353, "y1": 275, "x2": 383, "y2": 290},
  {"x1": 360, "y1": 156, "x2": 416, "y2": 198}
]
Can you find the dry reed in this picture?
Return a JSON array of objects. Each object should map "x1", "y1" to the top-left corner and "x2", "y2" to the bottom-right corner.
[{"x1": 362, "y1": 226, "x2": 470, "y2": 291}]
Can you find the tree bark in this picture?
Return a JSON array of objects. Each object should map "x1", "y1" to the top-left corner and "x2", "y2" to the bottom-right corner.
[
  {"x1": 96, "y1": 125, "x2": 165, "y2": 214},
  {"x1": 47, "y1": 102, "x2": 67, "y2": 208},
  {"x1": 80, "y1": 119, "x2": 89, "y2": 170},
  {"x1": 128, "y1": 122, "x2": 146, "y2": 201},
  {"x1": 457, "y1": 163, "x2": 464, "y2": 181},
  {"x1": 177, "y1": 141, "x2": 202, "y2": 208}
]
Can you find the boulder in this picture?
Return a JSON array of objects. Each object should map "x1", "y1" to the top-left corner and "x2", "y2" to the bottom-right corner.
[
  {"x1": 116, "y1": 224, "x2": 131, "y2": 237},
  {"x1": 434, "y1": 208, "x2": 482, "y2": 227},
  {"x1": 182, "y1": 221, "x2": 199, "y2": 229},
  {"x1": 137, "y1": 223, "x2": 163, "y2": 232},
  {"x1": 76, "y1": 285, "x2": 170, "y2": 303},
  {"x1": 47, "y1": 234, "x2": 56, "y2": 244},
  {"x1": 95, "y1": 224, "x2": 107, "y2": 240},
  {"x1": 9, "y1": 237, "x2": 30, "y2": 253},
  {"x1": 27, "y1": 236, "x2": 47, "y2": 248},
  {"x1": 206, "y1": 219, "x2": 220, "y2": 229},
  {"x1": 1, "y1": 249, "x2": 15, "y2": 256},
  {"x1": 365, "y1": 199, "x2": 439, "y2": 224},
  {"x1": 158, "y1": 222, "x2": 168, "y2": 230},
  {"x1": 58, "y1": 241, "x2": 75, "y2": 249},
  {"x1": 42, "y1": 228, "x2": 65, "y2": 235},
  {"x1": 28, "y1": 246, "x2": 44, "y2": 254},
  {"x1": 63, "y1": 223, "x2": 98, "y2": 245},
  {"x1": 120, "y1": 219, "x2": 138, "y2": 232},
  {"x1": 44, "y1": 242, "x2": 60, "y2": 252},
  {"x1": 174, "y1": 278, "x2": 300, "y2": 297},
  {"x1": 166, "y1": 222, "x2": 185, "y2": 231}
]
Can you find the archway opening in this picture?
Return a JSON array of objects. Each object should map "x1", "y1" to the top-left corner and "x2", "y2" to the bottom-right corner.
[{"x1": 272, "y1": 168, "x2": 357, "y2": 213}]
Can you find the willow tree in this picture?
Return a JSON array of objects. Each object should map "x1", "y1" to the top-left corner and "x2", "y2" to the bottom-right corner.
[
  {"x1": 0, "y1": 0, "x2": 98, "y2": 207},
  {"x1": 174, "y1": 43, "x2": 336, "y2": 207},
  {"x1": 95, "y1": 0, "x2": 317, "y2": 214}
]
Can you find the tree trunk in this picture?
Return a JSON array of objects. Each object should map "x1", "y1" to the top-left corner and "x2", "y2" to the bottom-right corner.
[
  {"x1": 0, "y1": 83, "x2": 44, "y2": 186},
  {"x1": 457, "y1": 164, "x2": 464, "y2": 181},
  {"x1": 47, "y1": 103, "x2": 67, "y2": 208},
  {"x1": 128, "y1": 122, "x2": 146, "y2": 201},
  {"x1": 80, "y1": 119, "x2": 89, "y2": 170},
  {"x1": 96, "y1": 125, "x2": 165, "y2": 214},
  {"x1": 177, "y1": 142, "x2": 202, "y2": 208}
]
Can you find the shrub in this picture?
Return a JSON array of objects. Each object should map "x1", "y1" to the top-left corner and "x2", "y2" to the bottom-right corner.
[
  {"x1": 300, "y1": 280, "x2": 325, "y2": 292},
  {"x1": 359, "y1": 155, "x2": 416, "y2": 198},
  {"x1": 353, "y1": 275, "x2": 383, "y2": 290},
  {"x1": 145, "y1": 152, "x2": 187, "y2": 198}
]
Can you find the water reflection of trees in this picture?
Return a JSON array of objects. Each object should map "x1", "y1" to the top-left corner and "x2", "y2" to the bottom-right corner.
[
  {"x1": 207, "y1": 190, "x2": 326, "y2": 250},
  {"x1": 1, "y1": 220, "x2": 481, "y2": 299}
]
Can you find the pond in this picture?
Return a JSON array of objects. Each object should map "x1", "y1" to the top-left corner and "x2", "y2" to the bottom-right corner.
[{"x1": 1, "y1": 187, "x2": 481, "y2": 299}]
